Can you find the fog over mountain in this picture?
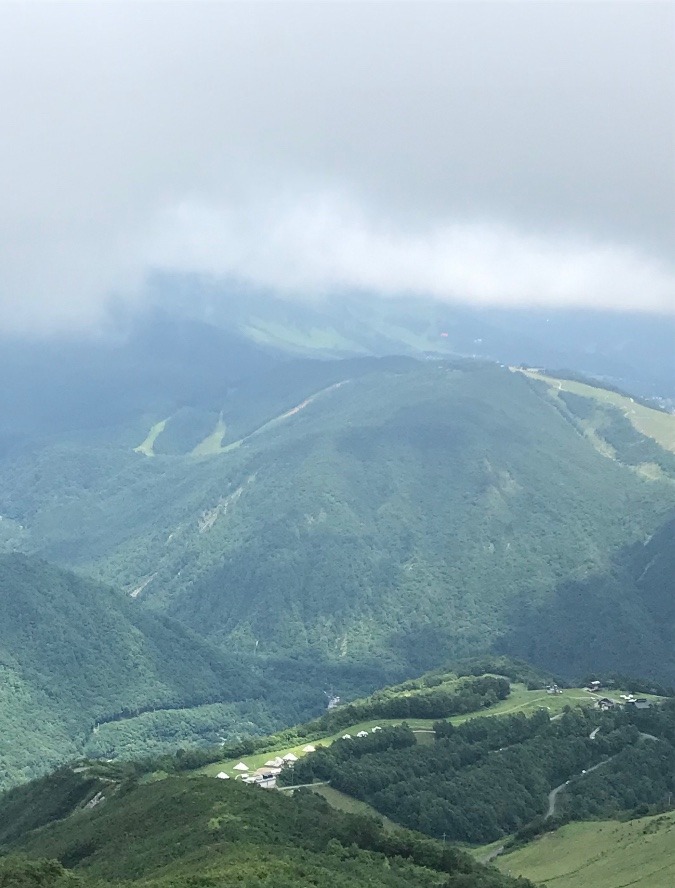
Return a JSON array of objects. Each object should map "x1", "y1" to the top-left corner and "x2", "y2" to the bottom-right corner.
[
  {"x1": 0, "y1": 2, "x2": 673, "y2": 333},
  {"x1": 2, "y1": 11, "x2": 675, "y2": 880}
]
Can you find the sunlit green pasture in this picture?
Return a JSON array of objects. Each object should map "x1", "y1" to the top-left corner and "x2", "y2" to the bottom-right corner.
[
  {"x1": 493, "y1": 811, "x2": 675, "y2": 888},
  {"x1": 517, "y1": 369, "x2": 675, "y2": 453},
  {"x1": 309, "y1": 785, "x2": 400, "y2": 831}
]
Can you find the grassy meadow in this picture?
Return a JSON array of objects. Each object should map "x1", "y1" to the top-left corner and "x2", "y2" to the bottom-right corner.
[
  {"x1": 494, "y1": 811, "x2": 675, "y2": 887},
  {"x1": 517, "y1": 368, "x2": 675, "y2": 453}
]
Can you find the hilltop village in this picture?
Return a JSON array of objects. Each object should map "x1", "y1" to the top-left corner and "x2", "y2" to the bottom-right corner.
[{"x1": 214, "y1": 727, "x2": 386, "y2": 788}]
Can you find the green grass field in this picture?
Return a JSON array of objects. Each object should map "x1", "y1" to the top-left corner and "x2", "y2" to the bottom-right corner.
[
  {"x1": 191, "y1": 415, "x2": 227, "y2": 456},
  {"x1": 517, "y1": 369, "x2": 675, "y2": 453},
  {"x1": 493, "y1": 811, "x2": 675, "y2": 887},
  {"x1": 133, "y1": 417, "x2": 169, "y2": 456},
  {"x1": 308, "y1": 785, "x2": 400, "y2": 831},
  {"x1": 200, "y1": 684, "x2": 634, "y2": 780}
]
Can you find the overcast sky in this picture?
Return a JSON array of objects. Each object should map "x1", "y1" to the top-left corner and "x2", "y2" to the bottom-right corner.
[{"x1": 1, "y1": 1, "x2": 673, "y2": 334}]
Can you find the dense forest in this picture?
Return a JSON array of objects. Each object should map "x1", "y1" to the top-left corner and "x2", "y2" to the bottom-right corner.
[
  {"x1": 2, "y1": 692, "x2": 674, "y2": 888},
  {"x1": 1, "y1": 354, "x2": 674, "y2": 789},
  {"x1": 0, "y1": 553, "x2": 415, "y2": 790},
  {"x1": 1, "y1": 359, "x2": 672, "y2": 690},
  {"x1": 0, "y1": 769, "x2": 533, "y2": 888},
  {"x1": 282, "y1": 701, "x2": 675, "y2": 843}
]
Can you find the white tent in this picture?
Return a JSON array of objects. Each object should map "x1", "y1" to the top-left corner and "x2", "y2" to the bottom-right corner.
[
  {"x1": 233, "y1": 762, "x2": 250, "y2": 771},
  {"x1": 356, "y1": 731, "x2": 369, "y2": 738},
  {"x1": 342, "y1": 734, "x2": 352, "y2": 740},
  {"x1": 216, "y1": 772, "x2": 230, "y2": 779},
  {"x1": 271, "y1": 757, "x2": 285, "y2": 768},
  {"x1": 282, "y1": 752, "x2": 299, "y2": 762},
  {"x1": 372, "y1": 726, "x2": 382, "y2": 732},
  {"x1": 302, "y1": 744, "x2": 316, "y2": 753},
  {"x1": 264, "y1": 760, "x2": 278, "y2": 767}
]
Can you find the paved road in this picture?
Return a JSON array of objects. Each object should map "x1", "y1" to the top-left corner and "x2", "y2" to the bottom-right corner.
[
  {"x1": 546, "y1": 758, "x2": 615, "y2": 819},
  {"x1": 277, "y1": 781, "x2": 330, "y2": 792}
]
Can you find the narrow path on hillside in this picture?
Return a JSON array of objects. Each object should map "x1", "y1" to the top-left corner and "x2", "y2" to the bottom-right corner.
[
  {"x1": 205, "y1": 380, "x2": 349, "y2": 455},
  {"x1": 277, "y1": 781, "x2": 330, "y2": 792},
  {"x1": 480, "y1": 846, "x2": 505, "y2": 865},
  {"x1": 136, "y1": 382, "x2": 349, "y2": 458},
  {"x1": 546, "y1": 757, "x2": 616, "y2": 819},
  {"x1": 243, "y1": 381, "x2": 348, "y2": 443}
]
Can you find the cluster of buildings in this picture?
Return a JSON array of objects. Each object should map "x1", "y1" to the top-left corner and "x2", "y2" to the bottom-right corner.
[
  {"x1": 545, "y1": 680, "x2": 653, "y2": 712},
  {"x1": 586, "y1": 681, "x2": 652, "y2": 712},
  {"x1": 214, "y1": 728, "x2": 385, "y2": 789},
  {"x1": 595, "y1": 695, "x2": 651, "y2": 711},
  {"x1": 215, "y1": 746, "x2": 318, "y2": 789},
  {"x1": 341, "y1": 726, "x2": 382, "y2": 740}
]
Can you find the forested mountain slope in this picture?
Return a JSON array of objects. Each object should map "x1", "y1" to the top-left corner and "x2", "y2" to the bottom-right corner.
[
  {"x1": 0, "y1": 555, "x2": 271, "y2": 788},
  {"x1": 499, "y1": 514, "x2": 675, "y2": 680},
  {"x1": 1, "y1": 359, "x2": 673, "y2": 688},
  {"x1": 2, "y1": 678, "x2": 673, "y2": 888},
  {"x1": 0, "y1": 768, "x2": 531, "y2": 888},
  {"x1": 0, "y1": 313, "x2": 279, "y2": 448}
]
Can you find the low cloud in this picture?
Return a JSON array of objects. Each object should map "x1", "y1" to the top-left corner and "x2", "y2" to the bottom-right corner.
[
  {"x1": 0, "y1": 2, "x2": 672, "y2": 333},
  {"x1": 149, "y1": 194, "x2": 675, "y2": 315}
]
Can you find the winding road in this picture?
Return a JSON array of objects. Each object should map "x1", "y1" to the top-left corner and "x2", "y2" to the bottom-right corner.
[{"x1": 546, "y1": 757, "x2": 616, "y2": 819}]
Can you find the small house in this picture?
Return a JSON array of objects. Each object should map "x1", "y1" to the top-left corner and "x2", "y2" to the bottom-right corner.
[
  {"x1": 596, "y1": 697, "x2": 617, "y2": 711},
  {"x1": 257, "y1": 776, "x2": 277, "y2": 789},
  {"x1": 629, "y1": 698, "x2": 651, "y2": 710}
]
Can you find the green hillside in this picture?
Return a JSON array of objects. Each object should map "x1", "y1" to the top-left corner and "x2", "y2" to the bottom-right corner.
[
  {"x1": 199, "y1": 685, "x2": 646, "y2": 780},
  {"x1": 146, "y1": 361, "x2": 674, "y2": 678},
  {"x1": 499, "y1": 511, "x2": 675, "y2": 681},
  {"x1": 494, "y1": 812, "x2": 675, "y2": 887},
  {"x1": 0, "y1": 554, "x2": 278, "y2": 789},
  {"x1": 0, "y1": 769, "x2": 532, "y2": 888},
  {"x1": 2, "y1": 682, "x2": 673, "y2": 888},
  {"x1": 1, "y1": 359, "x2": 673, "y2": 689},
  {"x1": 519, "y1": 368, "x2": 675, "y2": 454},
  {"x1": 280, "y1": 698, "x2": 675, "y2": 843},
  {"x1": 1, "y1": 669, "x2": 673, "y2": 888}
]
